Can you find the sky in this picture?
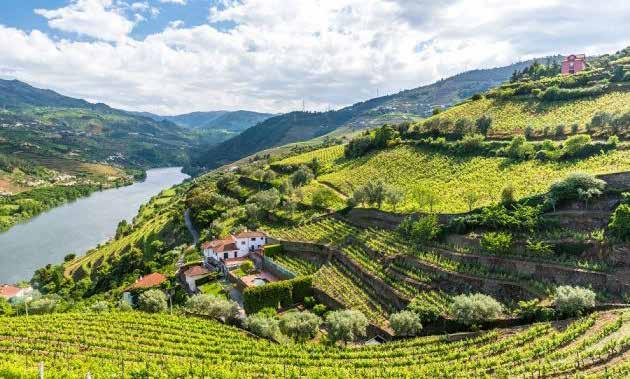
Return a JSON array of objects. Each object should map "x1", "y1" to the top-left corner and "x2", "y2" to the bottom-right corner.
[{"x1": 0, "y1": 0, "x2": 628, "y2": 115}]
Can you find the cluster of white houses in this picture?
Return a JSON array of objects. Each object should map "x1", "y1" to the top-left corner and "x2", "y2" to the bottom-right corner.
[{"x1": 202, "y1": 230, "x2": 267, "y2": 265}]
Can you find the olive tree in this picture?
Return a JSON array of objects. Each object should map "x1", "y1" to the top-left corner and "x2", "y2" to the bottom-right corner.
[
  {"x1": 185, "y1": 294, "x2": 240, "y2": 321},
  {"x1": 389, "y1": 310, "x2": 423, "y2": 336},
  {"x1": 138, "y1": 289, "x2": 168, "y2": 313},
  {"x1": 243, "y1": 313, "x2": 281, "y2": 341},
  {"x1": 279, "y1": 311, "x2": 322, "y2": 342},
  {"x1": 450, "y1": 293, "x2": 503, "y2": 325},
  {"x1": 325, "y1": 309, "x2": 368, "y2": 344},
  {"x1": 553, "y1": 286, "x2": 596, "y2": 317}
]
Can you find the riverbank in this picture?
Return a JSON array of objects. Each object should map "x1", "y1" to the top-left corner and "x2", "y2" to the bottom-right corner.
[{"x1": 0, "y1": 167, "x2": 189, "y2": 283}]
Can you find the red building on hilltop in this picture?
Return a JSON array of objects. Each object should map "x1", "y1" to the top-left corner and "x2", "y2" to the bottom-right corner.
[{"x1": 561, "y1": 54, "x2": 586, "y2": 74}]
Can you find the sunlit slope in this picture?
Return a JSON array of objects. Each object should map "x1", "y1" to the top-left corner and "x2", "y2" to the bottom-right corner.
[
  {"x1": 417, "y1": 91, "x2": 630, "y2": 137},
  {"x1": 0, "y1": 311, "x2": 627, "y2": 378},
  {"x1": 299, "y1": 144, "x2": 630, "y2": 213}
]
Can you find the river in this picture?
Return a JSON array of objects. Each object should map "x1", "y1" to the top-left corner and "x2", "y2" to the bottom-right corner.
[{"x1": 0, "y1": 167, "x2": 189, "y2": 284}]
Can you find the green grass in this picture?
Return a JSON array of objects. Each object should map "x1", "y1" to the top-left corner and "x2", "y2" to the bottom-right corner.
[
  {"x1": 416, "y1": 91, "x2": 630, "y2": 137},
  {"x1": 318, "y1": 144, "x2": 630, "y2": 213},
  {"x1": 198, "y1": 281, "x2": 227, "y2": 297}
]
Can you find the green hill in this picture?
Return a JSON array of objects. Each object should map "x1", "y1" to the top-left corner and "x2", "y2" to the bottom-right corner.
[
  {"x1": 414, "y1": 47, "x2": 630, "y2": 139},
  {"x1": 190, "y1": 58, "x2": 546, "y2": 170},
  {"x1": 0, "y1": 79, "x2": 195, "y2": 168}
]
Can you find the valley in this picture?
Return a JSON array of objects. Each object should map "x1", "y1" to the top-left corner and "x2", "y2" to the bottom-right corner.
[{"x1": 1, "y1": 47, "x2": 629, "y2": 378}]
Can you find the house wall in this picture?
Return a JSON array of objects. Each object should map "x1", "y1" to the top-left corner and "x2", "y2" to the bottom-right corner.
[{"x1": 236, "y1": 237, "x2": 267, "y2": 255}]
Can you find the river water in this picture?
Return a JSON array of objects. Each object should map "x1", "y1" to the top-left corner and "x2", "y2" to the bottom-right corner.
[{"x1": 0, "y1": 167, "x2": 189, "y2": 284}]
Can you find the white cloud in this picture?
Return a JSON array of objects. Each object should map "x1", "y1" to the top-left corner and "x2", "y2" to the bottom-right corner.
[
  {"x1": 159, "y1": 0, "x2": 187, "y2": 4},
  {"x1": 35, "y1": 0, "x2": 134, "y2": 42},
  {"x1": 168, "y1": 20, "x2": 185, "y2": 29},
  {"x1": 2, "y1": 0, "x2": 629, "y2": 115}
]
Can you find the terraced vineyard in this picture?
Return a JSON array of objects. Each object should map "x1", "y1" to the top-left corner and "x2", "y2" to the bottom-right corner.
[
  {"x1": 319, "y1": 144, "x2": 630, "y2": 212},
  {"x1": 0, "y1": 311, "x2": 628, "y2": 378},
  {"x1": 272, "y1": 144, "x2": 345, "y2": 168},
  {"x1": 267, "y1": 254, "x2": 320, "y2": 275},
  {"x1": 416, "y1": 91, "x2": 630, "y2": 137},
  {"x1": 314, "y1": 261, "x2": 391, "y2": 326}
]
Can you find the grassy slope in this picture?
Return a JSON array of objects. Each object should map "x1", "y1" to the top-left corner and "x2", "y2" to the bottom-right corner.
[
  {"x1": 276, "y1": 143, "x2": 630, "y2": 213},
  {"x1": 419, "y1": 91, "x2": 630, "y2": 138}
]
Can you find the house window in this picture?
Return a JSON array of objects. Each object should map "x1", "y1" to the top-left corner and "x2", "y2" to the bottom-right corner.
[
  {"x1": 251, "y1": 238, "x2": 255, "y2": 241},
  {"x1": 223, "y1": 252, "x2": 228, "y2": 259},
  {"x1": 241, "y1": 241, "x2": 246, "y2": 245},
  {"x1": 234, "y1": 252, "x2": 238, "y2": 258}
]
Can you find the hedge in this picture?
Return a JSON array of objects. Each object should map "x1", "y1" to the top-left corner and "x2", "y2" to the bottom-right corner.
[
  {"x1": 243, "y1": 275, "x2": 313, "y2": 314},
  {"x1": 263, "y1": 244, "x2": 283, "y2": 257}
]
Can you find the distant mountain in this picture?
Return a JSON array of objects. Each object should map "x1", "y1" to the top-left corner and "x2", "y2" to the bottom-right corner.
[
  {"x1": 0, "y1": 79, "x2": 195, "y2": 168},
  {"x1": 190, "y1": 58, "x2": 553, "y2": 170},
  {"x1": 135, "y1": 110, "x2": 274, "y2": 132}
]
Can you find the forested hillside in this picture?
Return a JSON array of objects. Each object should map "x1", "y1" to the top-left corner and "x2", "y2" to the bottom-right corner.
[
  {"x1": 190, "y1": 58, "x2": 546, "y2": 170},
  {"x1": 0, "y1": 79, "x2": 195, "y2": 168}
]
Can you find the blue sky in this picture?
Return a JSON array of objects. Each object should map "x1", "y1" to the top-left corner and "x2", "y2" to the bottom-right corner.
[
  {"x1": 0, "y1": 0, "x2": 628, "y2": 114},
  {"x1": 0, "y1": 0, "x2": 228, "y2": 40}
]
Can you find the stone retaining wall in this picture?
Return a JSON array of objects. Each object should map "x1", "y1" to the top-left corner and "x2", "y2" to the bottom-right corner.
[
  {"x1": 395, "y1": 255, "x2": 537, "y2": 301},
  {"x1": 598, "y1": 172, "x2": 630, "y2": 191}
]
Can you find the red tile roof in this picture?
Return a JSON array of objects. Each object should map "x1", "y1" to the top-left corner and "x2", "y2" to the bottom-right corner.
[
  {"x1": 0, "y1": 284, "x2": 21, "y2": 299},
  {"x1": 128, "y1": 273, "x2": 167, "y2": 290},
  {"x1": 201, "y1": 236, "x2": 239, "y2": 252},
  {"x1": 234, "y1": 230, "x2": 266, "y2": 238},
  {"x1": 184, "y1": 266, "x2": 210, "y2": 277}
]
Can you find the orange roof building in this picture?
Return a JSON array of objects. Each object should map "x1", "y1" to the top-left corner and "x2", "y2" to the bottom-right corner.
[{"x1": 127, "y1": 273, "x2": 167, "y2": 290}]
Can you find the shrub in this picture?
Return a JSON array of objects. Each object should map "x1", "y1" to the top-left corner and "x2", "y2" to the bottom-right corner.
[
  {"x1": 312, "y1": 304, "x2": 327, "y2": 316},
  {"x1": 526, "y1": 239, "x2": 554, "y2": 256},
  {"x1": 471, "y1": 93, "x2": 483, "y2": 101},
  {"x1": 240, "y1": 261, "x2": 255, "y2": 273},
  {"x1": 500, "y1": 184, "x2": 515, "y2": 205},
  {"x1": 279, "y1": 311, "x2": 322, "y2": 342},
  {"x1": 480, "y1": 232, "x2": 512, "y2": 255},
  {"x1": 0, "y1": 298, "x2": 13, "y2": 316},
  {"x1": 398, "y1": 215, "x2": 441, "y2": 244},
  {"x1": 454, "y1": 133, "x2": 485, "y2": 154},
  {"x1": 450, "y1": 293, "x2": 503, "y2": 325},
  {"x1": 185, "y1": 294, "x2": 240, "y2": 321},
  {"x1": 498, "y1": 136, "x2": 534, "y2": 160},
  {"x1": 29, "y1": 298, "x2": 57, "y2": 315},
  {"x1": 389, "y1": 310, "x2": 423, "y2": 336},
  {"x1": 609, "y1": 204, "x2": 630, "y2": 241},
  {"x1": 118, "y1": 300, "x2": 133, "y2": 312},
  {"x1": 303, "y1": 296, "x2": 316, "y2": 308},
  {"x1": 243, "y1": 314, "x2": 281, "y2": 341},
  {"x1": 91, "y1": 301, "x2": 110, "y2": 313},
  {"x1": 243, "y1": 276, "x2": 313, "y2": 314},
  {"x1": 514, "y1": 299, "x2": 554, "y2": 322},
  {"x1": 290, "y1": 166, "x2": 314, "y2": 187},
  {"x1": 325, "y1": 309, "x2": 368, "y2": 344},
  {"x1": 475, "y1": 115, "x2": 492, "y2": 136},
  {"x1": 407, "y1": 297, "x2": 440, "y2": 324},
  {"x1": 138, "y1": 289, "x2": 168, "y2": 313},
  {"x1": 548, "y1": 173, "x2": 605, "y2": 204},
  {"x1": 562, "y1": 134, "x2": 592, "y2": 157},
  {"x1": 311, "y1": 187, "x2": 337, "y2": 209},
  {"x1": 553, "y1": 286, "x2": 596, "y2": 317}
]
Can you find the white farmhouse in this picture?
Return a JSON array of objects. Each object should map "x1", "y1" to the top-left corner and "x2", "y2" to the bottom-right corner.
[
  {"x1": 0, "y1": 284, "x2": 33, "y2": 304},
  {"x1": 202, "y1": 231, "x2": 267, "y2": 264}
]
